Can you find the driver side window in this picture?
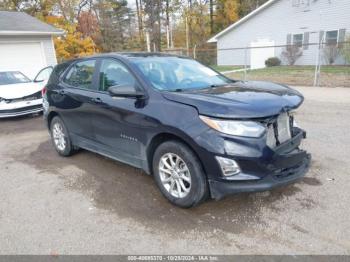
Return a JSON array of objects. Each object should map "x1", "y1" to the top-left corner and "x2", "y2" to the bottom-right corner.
[{"x1": 99, "y1": 59, "x2": 136, "y2": 92}]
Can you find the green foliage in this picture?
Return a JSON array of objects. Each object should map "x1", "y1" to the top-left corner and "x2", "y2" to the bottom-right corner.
[{"x1": 265, "y1": 57, "x2": 281, "y2": 67}]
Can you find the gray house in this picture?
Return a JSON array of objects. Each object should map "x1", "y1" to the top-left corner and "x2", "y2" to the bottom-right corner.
[
  {"x1": 0, "y1": 11, "x2": 63, "y2": 79},
  {"x1": 208, "y1": 0, "x2": 350, "y2": 68}
]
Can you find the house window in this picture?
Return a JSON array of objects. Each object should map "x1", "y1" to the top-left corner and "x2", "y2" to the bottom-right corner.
[
  {"x1": 293, "y1": 34, "x2": 303, "y2": 47},
  {"x1": 325, "y1": 30, "x2": 338, "y2": 45},
  {"x1": 292, "y1": 0, "x2": 300, "y2": 7}
]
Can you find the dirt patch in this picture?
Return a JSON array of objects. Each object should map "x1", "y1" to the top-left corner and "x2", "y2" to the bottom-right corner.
[{"x1": 0, "y1": 114, "x2": 44, "y2": 135}]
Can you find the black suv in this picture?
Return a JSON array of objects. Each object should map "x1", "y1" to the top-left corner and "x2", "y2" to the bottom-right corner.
[{"x1": 43, "y1": 53, "x2": 311, "y2": 208}]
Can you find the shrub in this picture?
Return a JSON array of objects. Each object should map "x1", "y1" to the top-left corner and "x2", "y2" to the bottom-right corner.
[{"x1": 265, "y1": 57, "x2": 281, "y2": 67}]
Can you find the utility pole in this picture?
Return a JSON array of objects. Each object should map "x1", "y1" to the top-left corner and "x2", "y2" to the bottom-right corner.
[
  {"x1": 170, "y1": 14, "x2": 174, "y2": 48},
  {"x1": 314, "y1": 32, "x2": 323, "y2": 86},
  {"x1": 145, "y1": 30, "x2": 151, "y2": 52}
]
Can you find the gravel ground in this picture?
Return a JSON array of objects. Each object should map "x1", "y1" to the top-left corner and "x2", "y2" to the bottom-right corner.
[{"x1": 0, "y1": 86, "x2": 349, "y2": 255}]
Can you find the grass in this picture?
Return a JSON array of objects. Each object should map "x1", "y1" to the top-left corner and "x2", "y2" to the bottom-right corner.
[{"x1": 224, "y1": 65, "x2": 350, "y2": 87}]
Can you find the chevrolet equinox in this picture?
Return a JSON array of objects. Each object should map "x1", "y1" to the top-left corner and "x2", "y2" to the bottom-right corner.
[{"x1": 43, "y1": 53, "x2": 311, "y2": 208}]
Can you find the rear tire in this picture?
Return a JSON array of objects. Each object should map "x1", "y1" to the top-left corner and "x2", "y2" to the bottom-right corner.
[
  {"x1": 152, "y1": 140, "x2": 209, "y2": 208},
  {"x1": 50, "y1": 116, "x2": 74, "y2": 156}
]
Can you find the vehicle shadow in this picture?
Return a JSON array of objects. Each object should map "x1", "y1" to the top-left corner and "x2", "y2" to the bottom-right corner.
[{"x1": 18, "y1": 138, "x2": 321, "y2": 235}]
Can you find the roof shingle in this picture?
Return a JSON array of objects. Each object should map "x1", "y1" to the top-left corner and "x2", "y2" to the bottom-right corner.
[{"x1": 0, "y1": 11, "x2": 63, "y2": 35}]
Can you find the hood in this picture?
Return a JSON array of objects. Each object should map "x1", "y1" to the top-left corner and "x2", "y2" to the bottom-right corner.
[
  {"x1": 162, "y1": 81, "x2": 304, "y2": 119},
  {"x1": 0, "y1": 82, "x2": 45, "y2": 99}
]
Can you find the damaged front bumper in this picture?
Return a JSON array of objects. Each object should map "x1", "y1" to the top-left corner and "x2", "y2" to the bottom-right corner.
[
  {"x1": 0, "y1": 98, "x2": 43, "y2": 118},
  {"x1": 208, "y1": 129, "x2": 311, "y2": 200}
]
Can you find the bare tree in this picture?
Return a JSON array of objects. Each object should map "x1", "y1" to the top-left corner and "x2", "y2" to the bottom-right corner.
[
  {"x1": 209, "y1": 0, "x2": 214, "y2": 34},
  {"x1": 281, "y1": 45, "x2": 303, "y2": 65},
  {"x1": 323, "y1": 44, "x2": 339, "y2": 65},
  {"x1": 135, "y1": 0, "x2": 144, "y2": 48}
]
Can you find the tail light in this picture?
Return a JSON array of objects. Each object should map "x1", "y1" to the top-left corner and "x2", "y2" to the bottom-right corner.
[{"x1": 41, "y1": 86, "x2": 47, "y2": 97}]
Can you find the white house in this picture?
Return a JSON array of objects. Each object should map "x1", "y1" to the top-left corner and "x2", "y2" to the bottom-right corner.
[
  {"x1": 0, "y1": 11, "x2": 63, "y2": 79},
  {"x1": 208, "y1": 0, "x2": 350, "y2": 68}
]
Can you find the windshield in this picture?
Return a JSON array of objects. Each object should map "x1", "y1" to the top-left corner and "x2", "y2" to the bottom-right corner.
[
  {"x1": 132, "y1": 57, "x2": 232, "y2": 91},
  {"x1": 0, "y1": 71, "x2": 31, "y2": 85}
]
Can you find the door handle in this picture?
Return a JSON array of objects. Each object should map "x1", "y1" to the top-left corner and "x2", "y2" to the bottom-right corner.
[
  {"x1": 53, "y1": 89, "x2": 66, "y2": 95},
  {"x1": 91, "y1": 97, "x2": 103, "y2": 104}
]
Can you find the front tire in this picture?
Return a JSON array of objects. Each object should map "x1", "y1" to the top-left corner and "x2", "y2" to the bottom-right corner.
[
  {"x1": 50, "y1": 116, "x2": 74, "y2": 156},
  {"x1": 153, "y1": 141, "x2": 209, "y2": 208}
]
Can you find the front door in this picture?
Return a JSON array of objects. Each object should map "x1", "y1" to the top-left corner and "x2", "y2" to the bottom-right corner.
[{"x1": 90, "y1": 58, "x2": 147, "y2": 167}]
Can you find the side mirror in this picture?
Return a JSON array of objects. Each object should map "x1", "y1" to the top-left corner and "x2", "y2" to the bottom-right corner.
[{"x1": 108, "y1": 85, "x2": 145, "y2": 99}]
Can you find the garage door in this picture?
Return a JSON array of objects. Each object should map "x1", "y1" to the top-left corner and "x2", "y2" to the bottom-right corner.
[{"x1": 0, "y1": 42, "x2": 46, "y2": 79}]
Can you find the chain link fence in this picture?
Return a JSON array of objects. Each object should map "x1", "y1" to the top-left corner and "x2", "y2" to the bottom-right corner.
[{"x1": 166, "y1": 42, "x2": 350, "y2": 87}]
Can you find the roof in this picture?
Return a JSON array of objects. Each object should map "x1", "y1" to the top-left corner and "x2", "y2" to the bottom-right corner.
[
  {"x1": 115, "y1": 52, "x2": 188, "y2": 58},
  {"x1": 208, "y1": 0, "x2": 277, "y2": 43},
  {"x1": 0, "y1": 11, "x2": 63, "y2": 36},
  {"x1": 59, "y1": 52, "x2": 190, "y2": 64},
  {"x1": 80, "y1": 52, "x2": 189, "y2": 60}
]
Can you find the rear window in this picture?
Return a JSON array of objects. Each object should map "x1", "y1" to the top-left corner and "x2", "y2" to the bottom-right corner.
[{"x1": 64, "y1": 60, "x2": 96, "y2": 89}]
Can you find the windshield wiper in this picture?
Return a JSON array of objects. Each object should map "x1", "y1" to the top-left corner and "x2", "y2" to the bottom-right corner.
[{"x1": 167, "y1": 88, "x2": 184, "y2": 92}]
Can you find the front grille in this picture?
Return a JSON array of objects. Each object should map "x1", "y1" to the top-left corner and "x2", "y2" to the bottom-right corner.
[
  {"x1": 274, "y1": 157, "x2": 307, "y2": 179},
  {"x1": 266, "y1": 113, "x2": 294, "y2": 148}
]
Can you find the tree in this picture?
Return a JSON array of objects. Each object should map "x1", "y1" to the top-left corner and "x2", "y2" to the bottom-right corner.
[
  {"x1": 77, "y1": 11, "x2": 99, "y2": 37},
  {"x1": 323, "y1": 44, "x2": 339, "y2": 65},
  {"x1": 135, "y1": 0, "x2": 144, "y2": 48},
  {"x1": 238, "y1": 0, "x2": 268, "y2": 17},
  {"x1": 46, "y1": 16, "x2": 96, "y2": 61},
  {"x1": 93, "y1": 0, "x2": 133, "y2": 52},
  {"x1": 143, "y1": 0, "x2": 162, "y2": 51},
  {"x1": 0, "y1": 0, "x2": 55, "y2": 17},
  {"x1": 214, "y1": 0, "x2": 239, "y2": 33},
  {"x1": 281, "y1": 45, "x2": 303, "y2": 65}
]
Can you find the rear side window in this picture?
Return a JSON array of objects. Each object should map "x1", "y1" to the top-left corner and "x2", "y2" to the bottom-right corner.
[
  {"x1": 64, "y1": 60, "x2": 96, "y2": 89},
  {"x1": 99, "y1": 59, "x2": 136, "y2": 92}
]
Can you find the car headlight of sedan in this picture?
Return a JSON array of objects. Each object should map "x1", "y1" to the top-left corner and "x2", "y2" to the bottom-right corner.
[{"x1": 199, "y1": 115, "x2": 266, "y2": 138}]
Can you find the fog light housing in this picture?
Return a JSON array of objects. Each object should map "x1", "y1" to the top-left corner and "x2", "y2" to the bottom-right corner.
[{"x1": 216, "y1": 156, "x2": 241, "y2": 177}]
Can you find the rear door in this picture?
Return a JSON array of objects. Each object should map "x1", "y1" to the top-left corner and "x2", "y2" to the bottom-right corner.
[{"x1": 53, "y1": 59, "x2": 99, "y2": 141}]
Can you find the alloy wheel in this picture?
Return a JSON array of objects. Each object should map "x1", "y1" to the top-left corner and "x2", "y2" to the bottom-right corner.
[
  {"x1": 52, "y1": 122, "x2": 66, "y2": 151},
  {"x1": 158, "y1": 153, "x2": 191, "y2": 198}
]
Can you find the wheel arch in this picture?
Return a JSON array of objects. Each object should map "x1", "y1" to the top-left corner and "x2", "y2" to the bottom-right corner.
[
  {"x1": 146, "y1": 132, "x2": 207, "y2": 178},
  {"x1": 47, "y1": 111, "x2": 59, "y2": 130}
]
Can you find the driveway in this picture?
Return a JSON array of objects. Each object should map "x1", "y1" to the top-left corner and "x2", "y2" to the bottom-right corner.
[{"x1": 0, "y1": 86, "x2": 349, "y2": 254}]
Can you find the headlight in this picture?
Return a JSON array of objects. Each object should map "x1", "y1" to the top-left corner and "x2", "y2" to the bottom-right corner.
[{"x1": 199, "y1": 115, "x2": 266, "y2": 138}]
